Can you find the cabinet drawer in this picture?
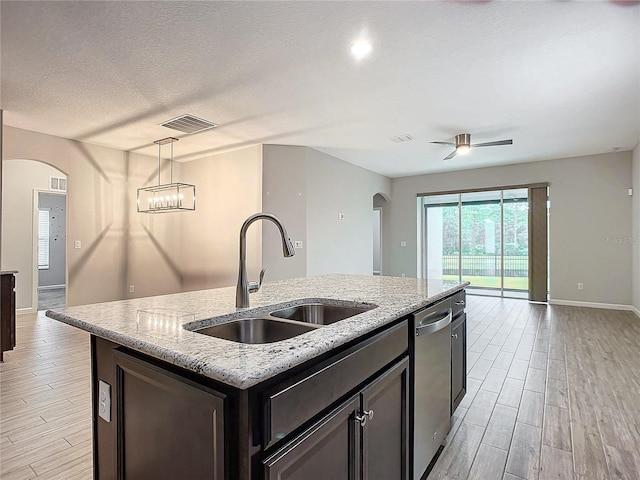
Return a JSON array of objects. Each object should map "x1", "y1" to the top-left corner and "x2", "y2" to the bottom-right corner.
[
  {"x1": 451, "y1": 290, "x2": 466, "y2": 319},
  {"x1": 264, "y1": 320, "x2": 408, "y2": 449}
]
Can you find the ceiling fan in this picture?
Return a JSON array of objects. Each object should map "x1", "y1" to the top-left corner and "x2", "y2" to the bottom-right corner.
[{"x1": 430, "y1": 133, "x2": 513, "y2": 161}]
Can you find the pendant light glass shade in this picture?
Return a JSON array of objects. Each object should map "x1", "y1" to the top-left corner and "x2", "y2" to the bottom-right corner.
[{"x1": 137, "y1": 137, "x2": 196, "y2": 213}]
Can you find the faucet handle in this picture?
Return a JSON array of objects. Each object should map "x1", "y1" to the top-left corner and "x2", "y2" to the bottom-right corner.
[{"x1": 248, "y1": 268, "x2": 267, "y2": 294}]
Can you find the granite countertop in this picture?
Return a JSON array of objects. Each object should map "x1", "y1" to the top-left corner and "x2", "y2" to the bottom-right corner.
[{"x1": 46, "y1": 274, "x2": 467, "y2": 389}]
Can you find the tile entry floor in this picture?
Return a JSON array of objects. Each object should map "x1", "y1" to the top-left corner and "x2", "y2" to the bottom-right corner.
[{"x1": 1, "y1": 298, "x2": 639, "y2": 479}]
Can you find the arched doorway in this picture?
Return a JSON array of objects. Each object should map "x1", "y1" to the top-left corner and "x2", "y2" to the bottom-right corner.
[{"x1": 1, "y1": 159, "x2": 68, "y2": 313}]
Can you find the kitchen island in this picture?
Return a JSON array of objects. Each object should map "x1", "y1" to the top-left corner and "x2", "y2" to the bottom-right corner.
[{"x1": 47, "y1": 274, "x2": 467, "y2": 480}]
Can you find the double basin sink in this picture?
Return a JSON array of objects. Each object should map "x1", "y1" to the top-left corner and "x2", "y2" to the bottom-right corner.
[{"x1": 185, "y1": 301, "x2": 377, "y2": 344}]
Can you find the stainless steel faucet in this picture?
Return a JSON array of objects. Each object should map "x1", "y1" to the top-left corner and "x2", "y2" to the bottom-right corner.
[{"x1": 236, "y1": 213, "x2": 295, "y2": 309}]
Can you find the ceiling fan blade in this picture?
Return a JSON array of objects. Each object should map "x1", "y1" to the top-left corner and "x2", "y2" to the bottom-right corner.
[
  {"x1": 472, "y1": 139, "x2": 513, "y2": 148},
  {"x1": 430, "y1": 141, "x2": 456, "y2": 146},
  {"x1": 443, "y1": 150, "x2": 458, "y2": 161}
]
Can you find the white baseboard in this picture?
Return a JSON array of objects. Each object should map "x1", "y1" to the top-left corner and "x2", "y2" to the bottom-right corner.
[
  {"x1": 549, "y1": 299, "x2": 636, "y2": 312},
  {"x1": 16, "y1": 306, "x2": 36, "y2": 315},
  {"x1": 38, "y1": 284, "x2": 65, "y2": 291},
  {"x1": 632, "y1": 306, "x2": 640, "y2": 318}
]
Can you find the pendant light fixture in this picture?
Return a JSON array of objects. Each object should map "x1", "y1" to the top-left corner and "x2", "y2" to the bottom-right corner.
[{"x1": 137, "y1": 137, "x2": 196, "y2": 213}]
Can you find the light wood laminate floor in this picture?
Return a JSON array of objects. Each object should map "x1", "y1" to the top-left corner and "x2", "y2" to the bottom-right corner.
[{"x1": 1, "y1": 299, "x2": 639, "y2": 479}]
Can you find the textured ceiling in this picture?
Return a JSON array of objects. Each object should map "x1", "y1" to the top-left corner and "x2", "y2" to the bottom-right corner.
[{"x1": 1, "y1": 1, "x2": 639, "y2": 177}]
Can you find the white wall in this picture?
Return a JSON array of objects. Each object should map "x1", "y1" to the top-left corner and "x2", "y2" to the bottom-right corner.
[
  {"x1": 633, "y1": 144, "x2": 640, "y2": 315},
  {"x1": 388, "y1": 152, "x2": 634, "y2": 306},
  {"x1": 1, "y1": 160, "x2": 65, "y2": 309},
  {"x1": 262, "y1": 145, "x2": 391, "y2": 280}
]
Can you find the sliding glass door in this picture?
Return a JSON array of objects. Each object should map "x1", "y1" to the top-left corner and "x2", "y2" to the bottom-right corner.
[{"x1": 424, "y1": 188, "x2": 529, "y2": 298}]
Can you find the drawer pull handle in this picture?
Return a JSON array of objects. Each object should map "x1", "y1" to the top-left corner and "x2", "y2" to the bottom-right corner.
[
  {"x1": 455, "y1": 301, "x2": 465, "y2": 306},
  {"x1": 452, "y1": 333, "x2": 458, "y2": 339}
]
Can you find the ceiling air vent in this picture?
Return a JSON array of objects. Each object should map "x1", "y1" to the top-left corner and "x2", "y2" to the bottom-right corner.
[
  {"x1": 160, "y1": 114, "x2": 219, "y2": 134},
  {"x1": 390, "y1": 134, "x2": 413, "y2": 143}
]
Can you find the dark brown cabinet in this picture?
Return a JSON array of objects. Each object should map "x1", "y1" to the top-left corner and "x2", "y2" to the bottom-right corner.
[
  {"x1": 450, "y1": 313, "x2": 466, "y2": 414},
  {"x1": 94, "y1": 342, "x2": 226, "y2": 479},
  {"x1": 263, "y1": 358, "x2": 409, "y2": 480},
  {"x1": 263, "y1": 395, "x2": 360, "y2": 480},
  {"x1": 0, "y1": 272, "x2": 17, "y2": 361},
  {"x1": 90, "y1": 311, "x2": 432, "y2": 480}
]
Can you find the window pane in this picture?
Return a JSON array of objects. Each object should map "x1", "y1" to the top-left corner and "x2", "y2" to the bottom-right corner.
[
  {"x1": 503, "y1": 190, "x2": 529, "y2": 291},
  {"x1": 460, "y1": 191, "x2": 502, "y2": 290},
  {"x1": 38, "y1": 209, "x2": 50, "y2": 269},
  {"x1": 425, "y1": 194, "x2": 459, "y2": 281}
]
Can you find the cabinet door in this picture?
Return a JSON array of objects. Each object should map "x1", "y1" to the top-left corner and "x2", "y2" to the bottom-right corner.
[
  {"x1": 451, "y1": 314, "x2": 467, "y2": 414},
  {"x1": 361, "y1": 357, "x2": 409, "y2": 480},
  {"x1": 263, "y1": 395, "x2": 360, "y2": 480},
  {"x1": 113, "y1": 350, "x2": 225, "y2": 480}
]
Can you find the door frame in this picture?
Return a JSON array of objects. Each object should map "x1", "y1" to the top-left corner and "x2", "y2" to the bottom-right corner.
[
  {"x1": 31, "y1": 188, "x2": 67, "y2": 312},
  {"x1": 373, "y1": 207, "x2": 383, "y2": 275}
]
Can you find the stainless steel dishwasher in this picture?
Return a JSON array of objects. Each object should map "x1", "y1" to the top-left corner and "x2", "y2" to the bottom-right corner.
[{"x1": 412, "y1": 299, "x2": 452, "y2": 480}]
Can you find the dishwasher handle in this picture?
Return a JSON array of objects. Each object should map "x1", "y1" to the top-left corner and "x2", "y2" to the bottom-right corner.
[{"x1": 415, "y1": 309, "x2": 452, "y2": 337}]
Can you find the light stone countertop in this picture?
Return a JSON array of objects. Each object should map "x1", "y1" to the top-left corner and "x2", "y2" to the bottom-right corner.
[{"x1": 46, "y1": 274, "x2": 468, "y2": 389}]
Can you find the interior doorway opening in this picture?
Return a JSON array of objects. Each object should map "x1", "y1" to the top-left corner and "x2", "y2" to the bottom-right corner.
[
  {"x1": 373, "y1": 193, "x2": 387, "y2": 276},
  {"x1": 37, "y1": 190, "x2": 67, "y2": 310},
  {"x1": 1, "y1": 159, "x2": 68, "y2": 314}
]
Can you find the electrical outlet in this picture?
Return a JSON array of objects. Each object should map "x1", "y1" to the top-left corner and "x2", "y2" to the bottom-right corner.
[
  {"x1": 401, "y1": 273, "x2": 406, "y2": 277},
  {"x1": 338, "y1": 213, "x2": 345, "y2": 220},
  {"x1": 400, "y1": 241, "x2": 407, "y2": 247},
  {"x1": 74, "y1": 240, "x2": 81, "y2": 249},
  {"x1": 98, "y1": 380, "x2": 111, "y2": 422},
  {"x1": 129, "y1": 285, "x2": 135, "y2": 293},
  {"x1": 578, "y1": 283, "x2": 584, "y2": 290},
  {"x1": 294, "y1": 241, "x2": 303, "y2": 249}
]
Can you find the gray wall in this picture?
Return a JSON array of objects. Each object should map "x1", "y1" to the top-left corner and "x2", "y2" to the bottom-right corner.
[
  {"x1": 633, "y1": 144, "x2": 640, "y2": 313},
  {"x1": 125, "y1": 144, "x2": 264, "y2": 299},
  {"x1": 262, "y1": 145, "x2": 308, "y2": 280},
  {"x1": 387, "y1": 152, "x2": 634, "y2": 306},
  {"x1": 3, "y1": 126, "x2": 131, "y2": 307},
  {"x1": 262, "y1": 145, "x2": 391, "y2": 280},
  {"x1": 38, "y1": 192, "x2": 66, "y2": 287},
  {"x1": 3, "y1": 127, "x2": 265, "y2": 307},
  {"x1": 306, "y1": 148, "x2": 391, "y2": 276},
  {"x1": 179, "y1": 145, "x2": 263, "y2": 291}
]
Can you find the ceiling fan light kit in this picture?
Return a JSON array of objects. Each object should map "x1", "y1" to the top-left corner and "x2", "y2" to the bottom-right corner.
[{"x1": 430, "y1": 132, "x2": 513, "y2": 161}]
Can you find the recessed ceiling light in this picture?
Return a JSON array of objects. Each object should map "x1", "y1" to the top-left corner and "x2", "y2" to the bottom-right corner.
[{"x1": 350, "y1": 39, "x2": 372, "y2": 59}]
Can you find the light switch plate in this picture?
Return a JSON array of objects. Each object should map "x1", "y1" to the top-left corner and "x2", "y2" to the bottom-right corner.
[
  {"x1": 98, "y1": 380, "x2": 111, "y2": 422},
  {"x1": 74, "y1": 240, "x2": 81, "y2": 249}
]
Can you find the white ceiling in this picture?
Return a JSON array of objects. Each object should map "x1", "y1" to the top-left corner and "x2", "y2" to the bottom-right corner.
[{"x1": 2, "y1": 1, "x2": 639, "y2": 178}]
